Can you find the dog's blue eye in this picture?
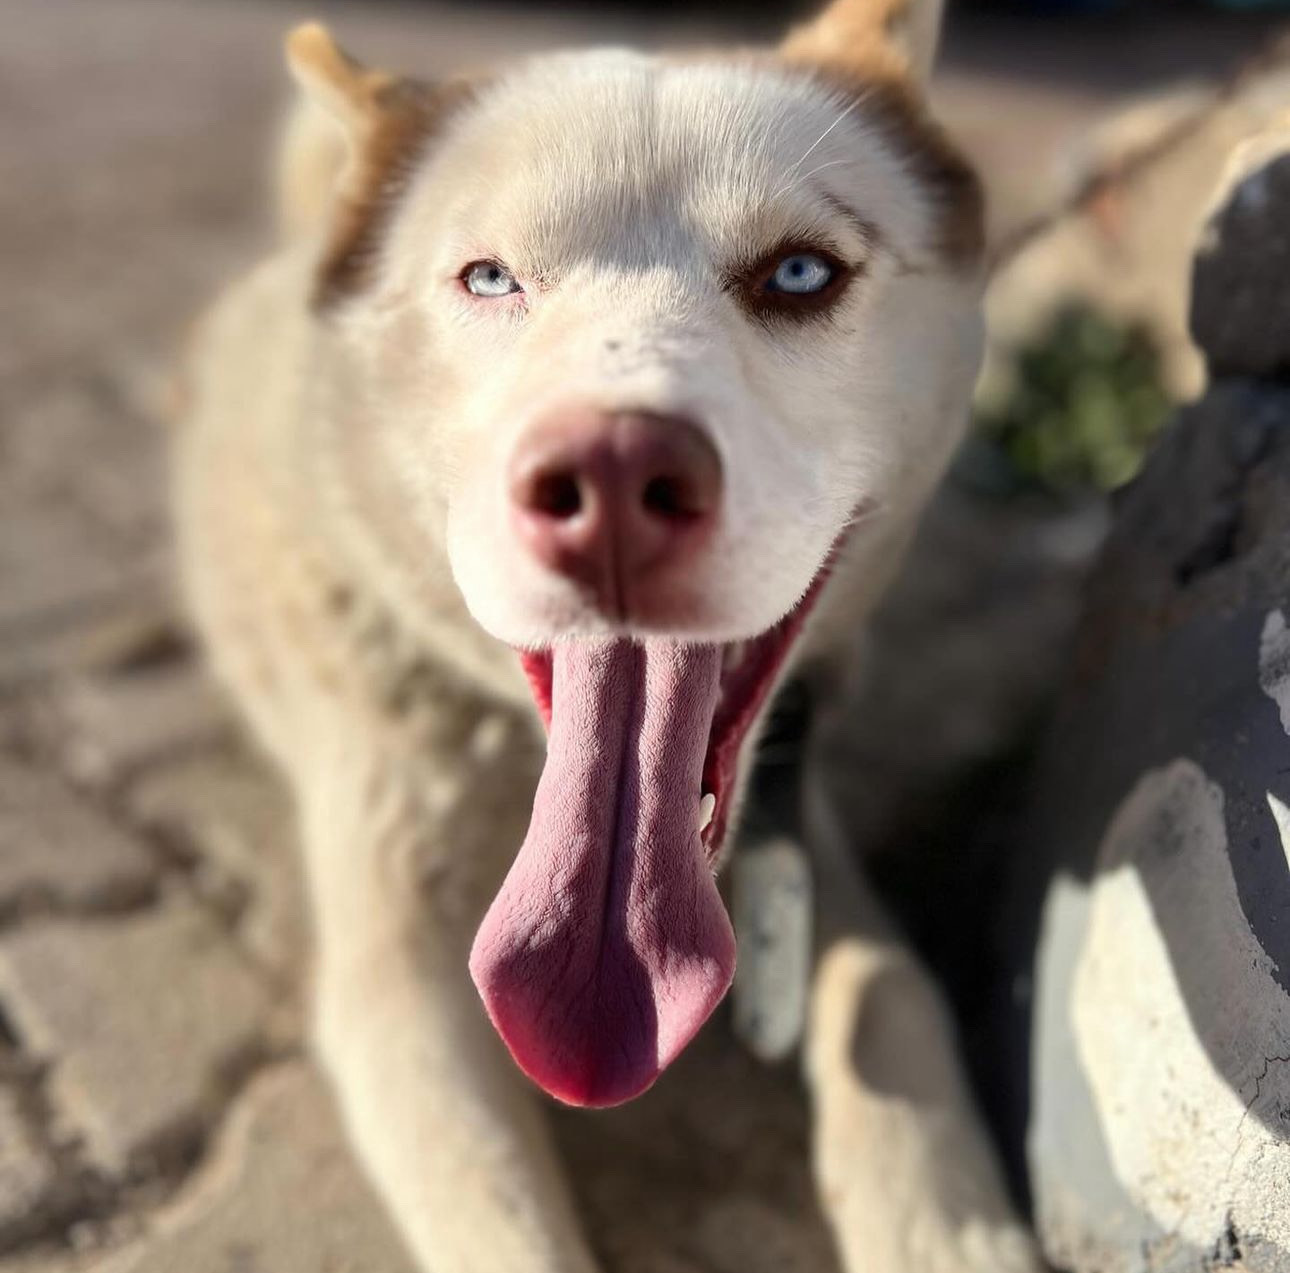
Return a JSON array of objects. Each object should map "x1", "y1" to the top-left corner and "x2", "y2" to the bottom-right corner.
[
  {"x1": 765, "y1": 253, "x2": 835, "y2": 295},
  {"x1": 464, "y1": 261, "x2": 521, "y2": 298}
]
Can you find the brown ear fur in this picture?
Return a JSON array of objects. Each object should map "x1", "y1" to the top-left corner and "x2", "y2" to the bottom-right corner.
[
  {"x1": 778, "y1": 0, "x2": 983, "y2": 269},
  {"x1": 284, "y1": 24, "x2": 476, "y2": 305},
  {"x1": 780, "y1": 0, "x2": 944, "y2": 87}
]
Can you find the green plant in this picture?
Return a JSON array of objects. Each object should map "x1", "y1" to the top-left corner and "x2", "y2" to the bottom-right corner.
[{"x1": 975, "y1": 305, "x2": 1172, "y2": 494}]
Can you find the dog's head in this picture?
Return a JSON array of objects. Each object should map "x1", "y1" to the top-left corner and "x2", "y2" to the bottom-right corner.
[{"x1": 289, "y1": 0, "x2": 984, "y2": 1106}]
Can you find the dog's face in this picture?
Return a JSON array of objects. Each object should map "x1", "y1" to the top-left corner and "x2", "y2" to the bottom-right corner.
[
  {"x1": 375, "y1": 53, "x2": 981, "y2": 646},
  {"x1": 293, "y1": 1, "x2": 983, "y2": 1107}
]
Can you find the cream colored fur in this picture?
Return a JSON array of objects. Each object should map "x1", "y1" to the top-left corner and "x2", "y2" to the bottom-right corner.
[{"x1": 175, "y1": 1, "x2": 1040, "y2": 1268}]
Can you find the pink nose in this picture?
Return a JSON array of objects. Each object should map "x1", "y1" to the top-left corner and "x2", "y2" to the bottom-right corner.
[{"x1": 509, "y1": 409, "x2": 722, "y2": 615}]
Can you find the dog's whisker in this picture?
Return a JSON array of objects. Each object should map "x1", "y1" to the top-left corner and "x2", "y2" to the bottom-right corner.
[
  {"x1": 771, "y1": 158, "x2": 853, "y2": 201},
  {"x1": 776, "y1": 100, "x2": 858, "y2": 191}
]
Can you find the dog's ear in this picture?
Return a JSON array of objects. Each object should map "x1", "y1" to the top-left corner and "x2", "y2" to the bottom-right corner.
[
  {"x1": 780, "y1": 0, "x2": 945, "y2": 88},
  {"x1": 285, "y1": 22, "x2": 403, "y2": 137},
  {"x1": 282, "y1": 24, "x2": 464, "y2": 303}
]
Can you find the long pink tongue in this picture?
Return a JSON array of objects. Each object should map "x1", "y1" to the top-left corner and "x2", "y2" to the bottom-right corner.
[{"x1": 469, "y1": 638, "x2": 735, "y2": 1107}]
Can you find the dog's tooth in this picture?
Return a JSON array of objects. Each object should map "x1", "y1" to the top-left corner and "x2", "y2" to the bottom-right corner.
[{"x1": 698, "y1": 792, "x2": 716, "y2": 832}]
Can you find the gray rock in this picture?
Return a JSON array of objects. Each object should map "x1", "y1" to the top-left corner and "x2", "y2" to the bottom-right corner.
[
  {"x1": 1191, "y1": 140, "x2": 1290, "y2": 379},
  {"x1": 0, "y1": 1088, "x2": 56, "y2": 1245},
  {"x1": 0, "y1": 497, "x2": 166, "y2": 677},
  {"x1": 100, "y1": 1062, "x2": 418, "y2": 1273},
  {"x1": 0, "y1": 1250, "x2": 102, "y2": 1273},
  {"x1": 0, "y1": 759, "x2": 156, "y2": 921},
  {"x1": 1021, "y1": 368, "x2": 1290, "y2": 1263},
  {"x1": 41, "y1": 666, "x2": 233, "y2": 791},
  {"x1": 126, "y1": 751, "x2": 305, "y2": 981},
  {"x1": 0, "y1": 902, "x2": 271, "y2": 1177},
  {"x1": 0, "y1": 578, "x2": 174, "y2": 694}
]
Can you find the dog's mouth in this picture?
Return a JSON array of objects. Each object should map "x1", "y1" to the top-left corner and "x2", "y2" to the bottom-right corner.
[{"x1": 468, "y1": 564, "x2": 832, "y2": 1107}]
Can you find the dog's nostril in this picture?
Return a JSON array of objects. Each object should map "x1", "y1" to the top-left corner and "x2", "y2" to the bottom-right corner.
[
  {"x1": 531, "y1": 472, "x2": 583, "y2": 519},
  {"x1": 642, "y1": 475, "x2": 692, "y2": 520}
]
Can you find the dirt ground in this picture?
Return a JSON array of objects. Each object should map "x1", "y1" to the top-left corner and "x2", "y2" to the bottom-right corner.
[{"x1": 0, "y1": 1, "x2": 1281, "y2": 1269}]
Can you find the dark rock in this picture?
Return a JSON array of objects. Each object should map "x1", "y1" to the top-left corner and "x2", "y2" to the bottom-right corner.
[
  {"x1": 1014, "y1": 204, "x2": 1290, "y2": 1269},
  {"x1": 1191, "y1": 144, "x2": 1290, "y2": 380}
]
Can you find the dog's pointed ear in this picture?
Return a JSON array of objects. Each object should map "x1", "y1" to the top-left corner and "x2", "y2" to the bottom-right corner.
[
  {"x1": 281, "y1": 24, "x2": 451, "y2": 302},
  {"x1": 780, "y1": 0, "x2": 945, "y2": 87},
  {"x1": 286, "y1": 23, "x2": 401, "y2": 141}
]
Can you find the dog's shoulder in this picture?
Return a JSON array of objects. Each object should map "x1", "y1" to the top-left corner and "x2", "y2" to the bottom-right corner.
[{"x1": 181, "y1": 247, "x2": 316, "y2": 422}]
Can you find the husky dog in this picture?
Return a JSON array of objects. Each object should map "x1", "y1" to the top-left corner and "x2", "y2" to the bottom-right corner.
[{"x1": 175, "y1": 0, "x2": 1040, "y2": 1268}]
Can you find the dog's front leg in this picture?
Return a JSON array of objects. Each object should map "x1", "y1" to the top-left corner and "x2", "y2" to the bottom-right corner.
[
  {"x1": 297, "y1": 731, "x2": 601, "y2": 1273},
  {"x1": 801, "y1": 771, "x2": 1043, "y2": 1273}
]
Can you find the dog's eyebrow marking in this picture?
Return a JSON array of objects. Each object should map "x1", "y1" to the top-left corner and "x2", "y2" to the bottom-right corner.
[
  {"x1": 775, "y1": 99, "x2": 858, "y2": 194},
  {"x1": 818, "y1": 192, "x2": 879, "y2": 250},
  {"x1": 815, "y1": 191, "x2": 925, "y2": 274}
]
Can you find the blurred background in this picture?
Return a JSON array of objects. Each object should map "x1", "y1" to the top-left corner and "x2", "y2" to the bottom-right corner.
[{"x1": 2, "y1": 1, "x2": 1290, "y2": 1271}]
